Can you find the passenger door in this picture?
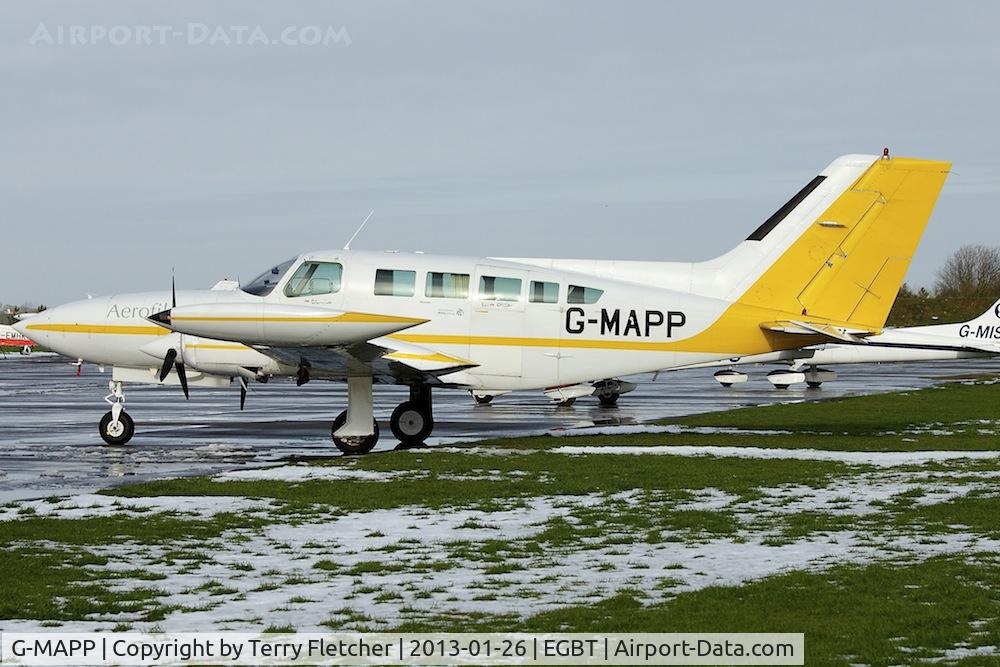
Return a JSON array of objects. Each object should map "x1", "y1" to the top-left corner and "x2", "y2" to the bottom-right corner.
[{"x1": 469, "y1": 265, "x2": 527, "y2": 377}]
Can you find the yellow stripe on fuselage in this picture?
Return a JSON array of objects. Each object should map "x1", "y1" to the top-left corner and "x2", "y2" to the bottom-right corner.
[
  {"x1": 25, "y1": 323, "x2": 169, "y2": 336},
  {"x1": 388, "y1": 327, "x2": 799, "y2": 353}
]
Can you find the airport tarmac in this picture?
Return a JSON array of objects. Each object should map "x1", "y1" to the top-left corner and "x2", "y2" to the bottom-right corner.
[{"x1": 1, "y1": 353, "x2": 998, "y2": 502}]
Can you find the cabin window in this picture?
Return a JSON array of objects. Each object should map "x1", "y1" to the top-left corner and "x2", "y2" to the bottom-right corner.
[
  {"x1": 567, "y1": 285, "x2": 604, "y2": 304},
  {"x1": 529, "y1": 280, "x2": 559, "y2": 304},
  {"x1": 425, "y1": 272, "x2": 470, "y2": 299},
  {"x1": 479, "y1": 275, "x2": 522, "y2": 302},
  {"x1": 283, "y1": 261, "x2": 343, "y2": 298},
  {"x1": 375, "y1": 269, "x2": 416, "y2": 297}
]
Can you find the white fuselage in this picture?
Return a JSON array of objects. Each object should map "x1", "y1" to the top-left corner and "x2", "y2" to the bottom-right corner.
[{"x1": 21, "y1": 250, "x2": 762, "y2": 391}]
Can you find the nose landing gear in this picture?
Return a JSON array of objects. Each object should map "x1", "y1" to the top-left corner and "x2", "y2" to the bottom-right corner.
[{"x1": 99, "y1": 380, "x2": 135, "y2": 445}]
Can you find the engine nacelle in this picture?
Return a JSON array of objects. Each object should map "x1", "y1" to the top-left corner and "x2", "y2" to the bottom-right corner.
[{"x1": 149, "y1": 302, "x2": 427, "y2": 346}]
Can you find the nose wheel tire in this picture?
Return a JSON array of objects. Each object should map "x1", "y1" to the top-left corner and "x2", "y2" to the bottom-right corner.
[
  {"x1": 331, "y1": 410, "x2": 379, "y2": 455},
  {"x1": 390, "y1": 401, "x2": 434, "y2": 446},
  {"x1": 99, "y1": 411, "x2": 135, "y2": 446}
]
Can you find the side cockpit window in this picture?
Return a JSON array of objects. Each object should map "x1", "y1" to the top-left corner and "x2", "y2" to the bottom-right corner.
[
  {"x1": 284, "y1": 261, "x2": 343, "y2": 298},
  {"x1": 242, "y1": 259, "x2": 295, "y2": 296},
  {"x1": 567, "y1": 285, "x2": 604, "y2": 304}
]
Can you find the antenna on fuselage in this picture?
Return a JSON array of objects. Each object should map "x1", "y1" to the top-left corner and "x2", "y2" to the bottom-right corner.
[{"x1": 343, "y1": 210, "x2": 375, "y2": 251}]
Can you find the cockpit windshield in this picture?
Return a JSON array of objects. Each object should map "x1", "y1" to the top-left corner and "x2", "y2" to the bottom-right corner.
[{"x1": 241, "y1": 259, "x2": 295, "y2": 296}]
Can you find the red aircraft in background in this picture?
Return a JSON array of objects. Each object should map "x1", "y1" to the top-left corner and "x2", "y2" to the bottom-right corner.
[{"x1": 0, "y1": 323, "x2": 36, "y2": 354}]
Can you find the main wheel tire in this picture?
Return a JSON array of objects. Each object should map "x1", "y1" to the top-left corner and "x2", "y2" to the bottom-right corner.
[
  {"x1": 331, "y1": 410, "x2": 379, "y2": 455},
  {"x1": 598, "y1": 394, "x2": 620, "y2": 407},
  {"x1": 99, "y1": 410, "x2": 135, "y2": 446},
  {"x1": 473, "y1": 394, "x2": 494, "y2": 405},
  {"x1": 390, "y1": 401, "x2": 434, "y2": 445},
  {"x1": 773, "y1": 384, "x2": 790, "y2": 390},
  {"x1": 806, "y1": 381, "x2": 823, "y2": 389}
]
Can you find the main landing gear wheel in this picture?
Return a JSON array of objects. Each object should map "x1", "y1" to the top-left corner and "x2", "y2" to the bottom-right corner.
[
  {"x1": 598, "y1": 394, "x2": 619, "y2": 408},
  {"x1": 390, "y1": 402, "x2": 434, "y2": 446},
  {"x1": 473, "y1": 394, "x2": 494, "y2": 405},
  {"x1": 807, "y1": 381, "x2": 823, "y2": 389},
  {"x1": 391, "y1": 386, "x2": 434, "y2": 447},
  {"x1": 331, "y1": 410, "x2": 379, "y2": 455},
  {"x1": 99, "y1": 410, "x2": 135, "y2": 446}
]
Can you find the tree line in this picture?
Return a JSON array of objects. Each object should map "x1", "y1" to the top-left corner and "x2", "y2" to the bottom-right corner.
[
  {"x1": 0, "y1": 304, "x2": 46, "y2": 326},
  {"x1": 889, "y1": 244, "x2": 1000, "y2": 327}
]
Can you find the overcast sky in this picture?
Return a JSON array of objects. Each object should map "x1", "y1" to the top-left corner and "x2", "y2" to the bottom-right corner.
[{"x1": 3, "y1": 1, "x2": 999, "y2": 305}]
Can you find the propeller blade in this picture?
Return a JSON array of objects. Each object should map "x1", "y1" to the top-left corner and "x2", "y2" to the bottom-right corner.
[
  {"x1": 175, "y1": 362, "x2": 189, "y2": 399},
  {"x1": 159, "y1": 348, "x2": 178, "y2": 382},
  {"x1": 239, "y1": 377, "x2": 248, "y2": 411},
  {"x1": 171, "y1": 270, "x2": 177, "y2": 308}
]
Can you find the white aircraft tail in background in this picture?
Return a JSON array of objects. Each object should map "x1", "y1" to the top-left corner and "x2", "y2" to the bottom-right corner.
[{"x1": 700, "y1": 298, "x2": 1000, "y2": 388}]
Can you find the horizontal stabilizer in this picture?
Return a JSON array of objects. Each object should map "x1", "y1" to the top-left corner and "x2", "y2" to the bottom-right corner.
[{"x1": 760, "y1": 320, "x2": 874, "y2": 343}]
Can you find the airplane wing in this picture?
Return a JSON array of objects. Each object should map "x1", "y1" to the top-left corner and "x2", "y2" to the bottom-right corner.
[{"x1": 252, "y1": 337, "x2": 478, "y2": 385}]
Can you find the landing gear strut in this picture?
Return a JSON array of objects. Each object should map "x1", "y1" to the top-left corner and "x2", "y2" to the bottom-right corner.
[
  {"x1": 391, "y1": 385, "x2": 434, "y2": 447},
  {"x1": 99, "y1": 380, "x2": 135, "y2": 445},
  {"x1": 332, "y1": 375, "x2": 379, "y2": 455}
]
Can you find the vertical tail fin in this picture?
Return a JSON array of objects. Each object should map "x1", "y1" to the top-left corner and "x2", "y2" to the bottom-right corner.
[
  {"x1": 734, "y1": 155, "x2": 951, "y2": 330},
  {"x1": 965, "y1": 298, "x2": 1000, "y2": 326}
]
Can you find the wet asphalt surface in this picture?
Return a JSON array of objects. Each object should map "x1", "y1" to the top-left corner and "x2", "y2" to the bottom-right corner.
[{"x1": 1, "y1": 353, "x2": 998, "y2": 501}]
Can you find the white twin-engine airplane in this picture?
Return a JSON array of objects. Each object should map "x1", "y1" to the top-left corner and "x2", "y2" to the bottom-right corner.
[
  {"x1": 707, "y1": 298, "x2": 1000, "y2": 388},
  {"x1": 18, "y1": 154, "x2": 950, "y2": 452}
]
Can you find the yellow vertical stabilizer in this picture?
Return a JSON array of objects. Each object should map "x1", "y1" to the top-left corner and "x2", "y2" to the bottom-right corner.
[{"x1": 737, "y1": 156, "x2": 951, "y2": 330}]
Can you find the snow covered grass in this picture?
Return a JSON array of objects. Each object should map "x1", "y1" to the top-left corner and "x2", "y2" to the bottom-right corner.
[{"x1": 2, "y1": 378, "x2": 1000, "y2": 665}]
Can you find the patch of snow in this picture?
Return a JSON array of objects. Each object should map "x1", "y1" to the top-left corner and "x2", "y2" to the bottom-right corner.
[
  {"x1": 553, "y1": 445, "x2": 1000, "y2": 467},
  {"x1": 0, "y1": 493, "x2": 275, "y2": 522},
  {"x1": 213, "y1": 464, "x2": 416, "y2": 483},
  {"x1": 550, "y1": 424, "x2": 795, "y2": 437},
  {"x1": 3, "y1": 450, "x2": 1000, "y2": 636}
]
